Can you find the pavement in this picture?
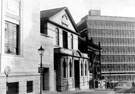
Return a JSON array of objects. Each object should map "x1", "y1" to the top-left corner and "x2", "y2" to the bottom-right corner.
[
  {"x1": 43, "y1": 89, "x2": 115, "y2": 94},
  {"x1": 115, "y1": 87, "x2": 135, "y2": 93}
]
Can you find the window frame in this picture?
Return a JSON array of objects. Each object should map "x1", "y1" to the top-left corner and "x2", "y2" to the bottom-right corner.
[{"x1": 5, "y1": 21, "x2": 20, "y2": 55}]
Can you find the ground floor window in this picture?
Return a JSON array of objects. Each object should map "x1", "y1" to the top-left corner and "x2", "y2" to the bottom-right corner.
[
  {"x1": 7, "y1": 82, "x2": 19, "y2": 94},
  {"x1": 63, "y1": 59, "x2": 67, "y2": 78},
  {"x1": 81, "y1": 62, "x2": 84, "y2": 76},
  {"x1": 85, "y1": 62, "x2": 87, "y2": 76},
  {"x1": 69, "y1": 60, "x2": 72, "y2": 77},
  {"x1": 27, "y1": 81, "x2": 33, "y2": 93}
]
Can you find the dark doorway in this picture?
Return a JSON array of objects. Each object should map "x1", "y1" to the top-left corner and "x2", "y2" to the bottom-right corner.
[
  {"x1": 74, "y1": 60, "x2": 80, "y2": 88},
  {"x1": 43, "y1": 68, "x2": 49, "y2": 90}
]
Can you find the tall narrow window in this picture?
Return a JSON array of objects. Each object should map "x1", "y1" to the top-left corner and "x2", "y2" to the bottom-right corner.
[
  {"x1": 55, "y1": 28, "x2": 59, "y2": 46},
  {"x1": 71, "y1": 34, "x2": 73, "y2": 49},
  {"x1": 69, "y1": 60, "x2": 72, "y2": 77},
  {"x1": 85, "y1": 62, "x2": 87, "y2": 76},
  {"x1": 81, "y1": 62, "x2": 83, "y2": 76},
  {"x1": 5, "y1": 21, "x2": 19, "y2": 55},
  {"x1": 63, "y1": 30, "x2": 68, "y2": 48},
  {"x1": 63, "y1": 59, "x2": 67, "y2": 78}
]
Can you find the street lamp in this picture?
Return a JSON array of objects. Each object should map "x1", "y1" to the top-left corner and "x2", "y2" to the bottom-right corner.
[
  {"x1": 4, "y1": 66, "x2": 11, "y2": 94},
  {"x1": 38, "y1": 46, "x2": 45, "y2": 94}
]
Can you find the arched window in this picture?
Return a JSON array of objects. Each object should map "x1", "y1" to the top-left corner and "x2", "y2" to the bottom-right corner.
[
  {"x1": 55, "y1": 28, "x2": 59, "y2": 46},
  {"x1": 71, "y1": 34, "x2": 73, "y2": 49},
  {"x1": 69, "y1": 60, "x2": 72, "y2": 77},
  {"x1": 63, "y1": 59, "x2": 67, "y2": 78}
]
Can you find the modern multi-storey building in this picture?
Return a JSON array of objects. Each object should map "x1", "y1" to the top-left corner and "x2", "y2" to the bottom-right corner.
[
  {"x1": 41, "y1": 7, "x2": 90, "y2": 91},
  {"x1": 77, "y1": 10, "x2": 135, "y2": 87},
  {"x1": 0, "y1": 0, "x2": 55, "y2": 93}
]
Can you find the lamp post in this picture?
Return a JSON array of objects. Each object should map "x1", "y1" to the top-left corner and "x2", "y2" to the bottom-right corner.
[
  {"x1": 4, "y1": 66, "x2": 11, "y2": 94},
  {"x1": 38, "y1": 46, "x2": 45, "y2": 94}
]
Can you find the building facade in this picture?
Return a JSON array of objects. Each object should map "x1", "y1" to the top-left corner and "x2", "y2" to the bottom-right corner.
[
  {"x1": 0, "y1": 0, "x2": 54, "y2": 93},
  {"x1": 41, "y1": 7, "x2": 89, "y2": 91},
  {"x1": 77, "y1": 10, "x2": 135, "y2": 87},
  {"x1": 86, "y1": 39, "x2": 101, "y2": 88},
  {"x1": 78, "y1": 35, "x2": 101, "y2": 88}
]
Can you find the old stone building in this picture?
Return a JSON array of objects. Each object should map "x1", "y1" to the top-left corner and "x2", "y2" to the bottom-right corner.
[
  {"x1": 0, "y1": 0, "x2": 54, "y2": 93},
  {"x1": 41, "y1": 7, "x2": 89, "y2": 91},
  {"x1": 77, "y1": 10, "x2": 135, "y2": 87}
]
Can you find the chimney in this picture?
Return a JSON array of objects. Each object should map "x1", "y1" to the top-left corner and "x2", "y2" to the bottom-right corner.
[{"x1": 89, "y1": 10, "x2": 101, "y2": 16}]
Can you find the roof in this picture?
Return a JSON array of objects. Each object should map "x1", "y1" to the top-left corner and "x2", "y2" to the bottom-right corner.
[
  {"x1": 40, "y1": 7, "x2": 79, "y2": 33},
  {"x1": 40, "y1": 7, "x2": 66, "y2": 18}
]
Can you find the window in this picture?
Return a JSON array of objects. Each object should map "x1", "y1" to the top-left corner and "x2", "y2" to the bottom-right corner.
[
  {"x1": 69, "y1": 60, "x2": 72, "y2": 77},
  {"x1": 5, "y1": 21, "x2": 19, "y2": 55},
  {"x1": 81, "y1": 62, "x2": 83, "y2": 76},
  {"x1": 41, "y1": 22, "x2": 47, "y2": 34},
  {"x1": 7, "y1": 82, "x2": 19, "y2": 94},
  {"x1": 63, "y1": 59, "x2": 67, "y2": 78},
  {"x1": 55, "y1": 28, "x2": 59, "y2": 46},
  {"x1": 27, "y1": 81, "x2": 33, "y2": 93},
  {"x1": 85, "y1": 62, "x2": 87, "y2": 76},
  {"x1": 71, "y1": 34, "x2": 73, "y2": 49},
  {"x1": 63, "y1": 31, "x2": 68, "y2": 48}
]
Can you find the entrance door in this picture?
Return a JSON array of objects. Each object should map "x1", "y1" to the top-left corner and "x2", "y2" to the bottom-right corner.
[
  {"x1": 74, "y1": 60, "x2": 80, "y2": 88},
  {"x1": 43, "y1": 68, "x2": 49, "y2": 90}
]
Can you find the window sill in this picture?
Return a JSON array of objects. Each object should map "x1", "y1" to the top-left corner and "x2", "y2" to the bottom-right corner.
[{"x1": 3, "y1": 53, "x2": 23, "y2": 58}]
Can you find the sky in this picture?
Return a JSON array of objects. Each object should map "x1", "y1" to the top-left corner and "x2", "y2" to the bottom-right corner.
[{"x1": 40, "y1": 0, "x2": 135, "y2": 23}]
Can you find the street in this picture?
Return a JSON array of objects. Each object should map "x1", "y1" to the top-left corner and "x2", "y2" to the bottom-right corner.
[{"x1": 44, "y1": 89, "x2": 115, "y2": 94}]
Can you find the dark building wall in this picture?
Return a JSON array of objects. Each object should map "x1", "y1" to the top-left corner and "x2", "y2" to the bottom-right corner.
[{"x1": 78, "y1": 29, "x2": 101, "y2": 89}]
